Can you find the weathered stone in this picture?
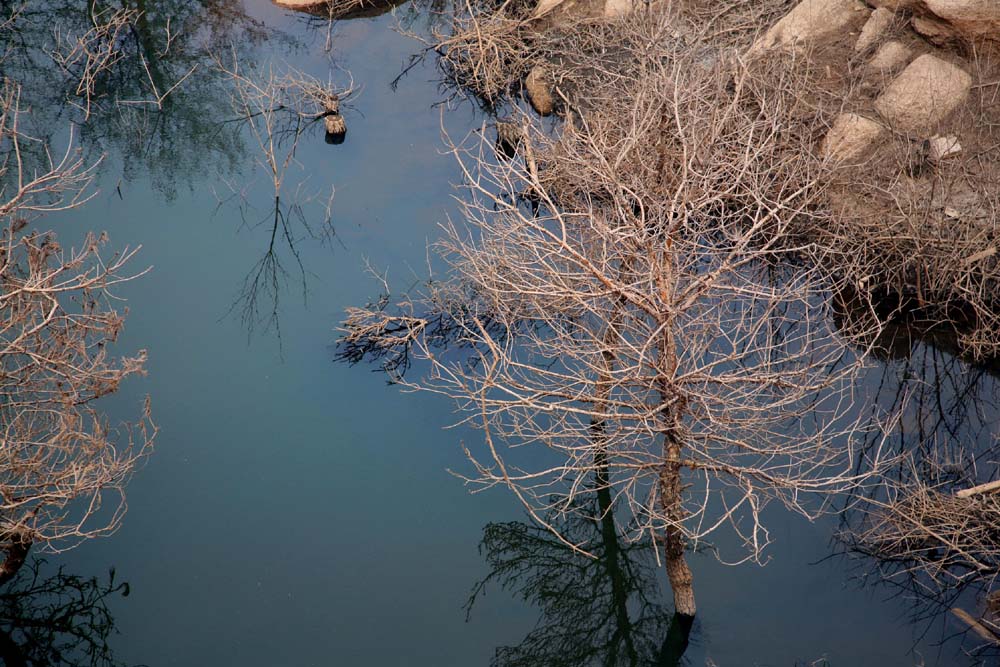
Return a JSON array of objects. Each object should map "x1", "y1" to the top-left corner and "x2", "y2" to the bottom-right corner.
[
  {"x1": 603, "y1": 0, "x2": 633, "y2": 18},
  {"x1": 927, "y1": 134, "x2": 962, "y2": 160},
  {"x1": 853, "y1": 1, "x2": 1000, "y2": 42},
  {"x1": 874, "y1": 54, "x2": 971, "y2": 134},
  {"x1": 752, "y1": 0, "x2": 869, "y2": 52},
  {"x1": 821, "y1": 113, "x2": 885, "y2": 161},
  {"x1": 525, "y1": 65, "x2": 556, "y2": 116},
  {"x1": 868, "y1": 40, "x2": 912, "y2": 71},
  {"x1": 855, "y1": 7, "x2": 895, "y2": 52},
  {"x1": 911, "y1": 16, "x2": 960, "y2": 45},
  {"x1": 925, "y1": 0, "x2": 1000, "y2": 38},
  {"x1": 868, "y1": 0, "x2": 917, "y2": 9}
]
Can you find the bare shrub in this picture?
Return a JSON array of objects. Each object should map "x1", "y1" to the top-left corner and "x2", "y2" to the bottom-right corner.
[
  {"x1": 340, "y1": 15, "x2": 889, "y2": 616},
  {"x1": 0, "y1": 82, "x2": 154, "y2": 581},
  {"x1": 434, "y1": 12, "x2": 534, "y2": 107}
]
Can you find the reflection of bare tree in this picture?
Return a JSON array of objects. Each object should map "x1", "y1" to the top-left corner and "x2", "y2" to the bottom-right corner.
[
  {"x1": 0, "y1": 0, "x2": 272, "y2": 200},
  {"x1": 832, "y1": 304, "x2": 1000, "y2": 657},
  {"x1": 468, "y1": 474, "x2": 692, "y2": 667},
  {"x1": 0, "y1": 559, "x2": 135, "y2": 667},
  {"x1": 216, "y1": 58, "x2": 351, "y2": 339}
]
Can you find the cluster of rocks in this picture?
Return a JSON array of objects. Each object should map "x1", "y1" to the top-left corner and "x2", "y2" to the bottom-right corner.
[
  {"x1": 752, "y1": 0, "x2": 997, "y2": 164},
  {"x1": 756, "y1": 0, "x2": 1000, "y2": 356}
]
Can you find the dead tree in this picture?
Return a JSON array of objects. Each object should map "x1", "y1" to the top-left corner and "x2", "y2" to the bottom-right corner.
[
  {"x1": 340, "y1": 17, "x2": 889, "y2": 617},
  {"x1": 0, "y1": 81, "x2": 153, "y2": 581}
]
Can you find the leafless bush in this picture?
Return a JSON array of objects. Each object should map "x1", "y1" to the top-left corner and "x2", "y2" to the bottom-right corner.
[
  {"x1": 341, "y1": 15, "x2": 890, "y2": 616},
  {"x1": 433, "y1": 12, "x2": 534, "y2": 107},
  {"x1": 0, "y1": 83, "x2": 153, "y2": 581},
  {"x1": 852, "y1": 473, "x2": 1000, "y2": 589},
  {"x1": 822, "y1": 136, "x2": 1000, "y2": 359}
]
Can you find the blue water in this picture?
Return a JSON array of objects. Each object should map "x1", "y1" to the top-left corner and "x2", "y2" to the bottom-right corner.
[{"x1": 7, "y1": 2, "x2": 1000, "y2": 665}]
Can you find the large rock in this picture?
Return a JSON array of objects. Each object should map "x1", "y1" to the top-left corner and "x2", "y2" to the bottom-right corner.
[
  {"x1": 868, "y1": 40, "x2": 912, "y2": 71},
  {"x1": 910, "y1": 16, "x2": 960, "y2": 45},
  {"x1": 868, "y1": 0, "x2": 917, "y2": 8},
  {"x1": 874, "y1": 54, "x2": 971, "y2": 134},
  {"x1": 855, "y1": 7, "x2": 895, "y2": 52},
  {"x1": 821, "y1": 113, "x2": 885, "y2": 161},
  {"x1": 925, "y1": 0, "x2": 1000, "y2": 37},
  {"x1": 525, "y1": 65, "x2": 556, "y2": 116},
  {"x1": 752, "y1": 0, "x2": 870, "y2": 52}
]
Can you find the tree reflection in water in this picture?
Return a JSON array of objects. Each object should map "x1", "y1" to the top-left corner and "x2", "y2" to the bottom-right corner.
[
  {"x1": 0, "y1": 0, "x2": 354, "y2": 339},
  {"x1": 468, "y1": 476, "x2": 693, "y2": 667},
  {"x1": 0, "y1": 559, "x2": 135, "y2": 667},
  {"x1": 834, "y1": 297, "x2": 1000, "y2": 659}
]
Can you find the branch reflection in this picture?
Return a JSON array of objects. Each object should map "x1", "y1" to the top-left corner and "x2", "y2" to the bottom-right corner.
[
  {"x1": 0, "y1": 559, "x2": 136, "y2": 667},
  {"x1": 468, "y1": 477, "x2": 693, "y2": 667},
  {"x1": 834, "y1": 291, "x2": 1000, "y2": 659}
]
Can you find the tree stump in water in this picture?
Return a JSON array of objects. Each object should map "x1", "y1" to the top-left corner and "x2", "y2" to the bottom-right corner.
[{"x1": 325, "y1": 113, "x2": 346, "y2": 144}]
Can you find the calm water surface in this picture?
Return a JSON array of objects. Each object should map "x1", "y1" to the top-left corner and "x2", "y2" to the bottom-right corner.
[{"x1": 18, "y1": 2, "x2": 1000, "y2": 665}]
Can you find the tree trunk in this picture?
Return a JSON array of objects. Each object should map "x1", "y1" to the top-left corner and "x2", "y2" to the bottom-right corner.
[
  {"x1": 660, "y1": 454, "x2": 696, "y2": 617},
  {"x1": 0, "y1": 628, "x2": 27, "y2": 667},
  {"x1": 656, "y1": 242, "x2": 696, "y2": 617},
  {"x1": 656, "y1": 612, "x2": 694, "y2": 667},
  {"x1": 0, "y1": 533, "x2": 31, "y2": 587}
]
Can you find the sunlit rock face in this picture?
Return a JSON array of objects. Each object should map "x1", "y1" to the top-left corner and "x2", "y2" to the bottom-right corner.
[
  {"x1": 822, "y1": 113, "x2": 886, "y2": 162},
  {"x1": 874, "y1": 54, "x2": 971, "y2": 135},
  {"x1": 923, "y1": 0, "x2": 1000, "y2": 38},
  {"x1": 868, "y1": 40, "x2": 912, "y2": 71},
  {"x1": 751, "y1": 0, "x2": 870, "y2": 52},
  {"x1": 869, "y1": 0, "x2": 1000, "y2": 41},
  {"x1": 855, "y1": 7, "x2": 895, "y2": 52}
]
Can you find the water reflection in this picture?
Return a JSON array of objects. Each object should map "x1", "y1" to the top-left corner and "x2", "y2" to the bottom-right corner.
[
  {"x1": 1, "y1": 0, "x2": 356, "y2": 339},
  {"x1": 0, "y1": 559, "x2": 133, "y2": 667},
  {"x1": 0, "y1": 0, "x2": 274, "y2": 199},
  {"x1": 468, "y1": 476, "x2": 693, "y2": 666},
  {"x1": 833, "y1": 295, "x2": 1000, "y2": 657}
]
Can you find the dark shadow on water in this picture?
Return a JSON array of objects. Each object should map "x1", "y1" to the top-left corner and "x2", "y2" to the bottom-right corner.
[
  {"x1": 832, "y1": 288, "x2": 1000, "y2": 662},
  {"x1": 0, "y1": 559, "x2": 137, "y2": 667},
  {"x1": 467, "y1": 476, "x2": 693, "y2": 667}
]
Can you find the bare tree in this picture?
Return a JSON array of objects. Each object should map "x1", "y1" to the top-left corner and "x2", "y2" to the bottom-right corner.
[
  {"x1": 0, "y1": 81, "x2": 154, "y2": 583},
  {"x1": 340, "y1": 16, "x2": 890, "y2": 617}
]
